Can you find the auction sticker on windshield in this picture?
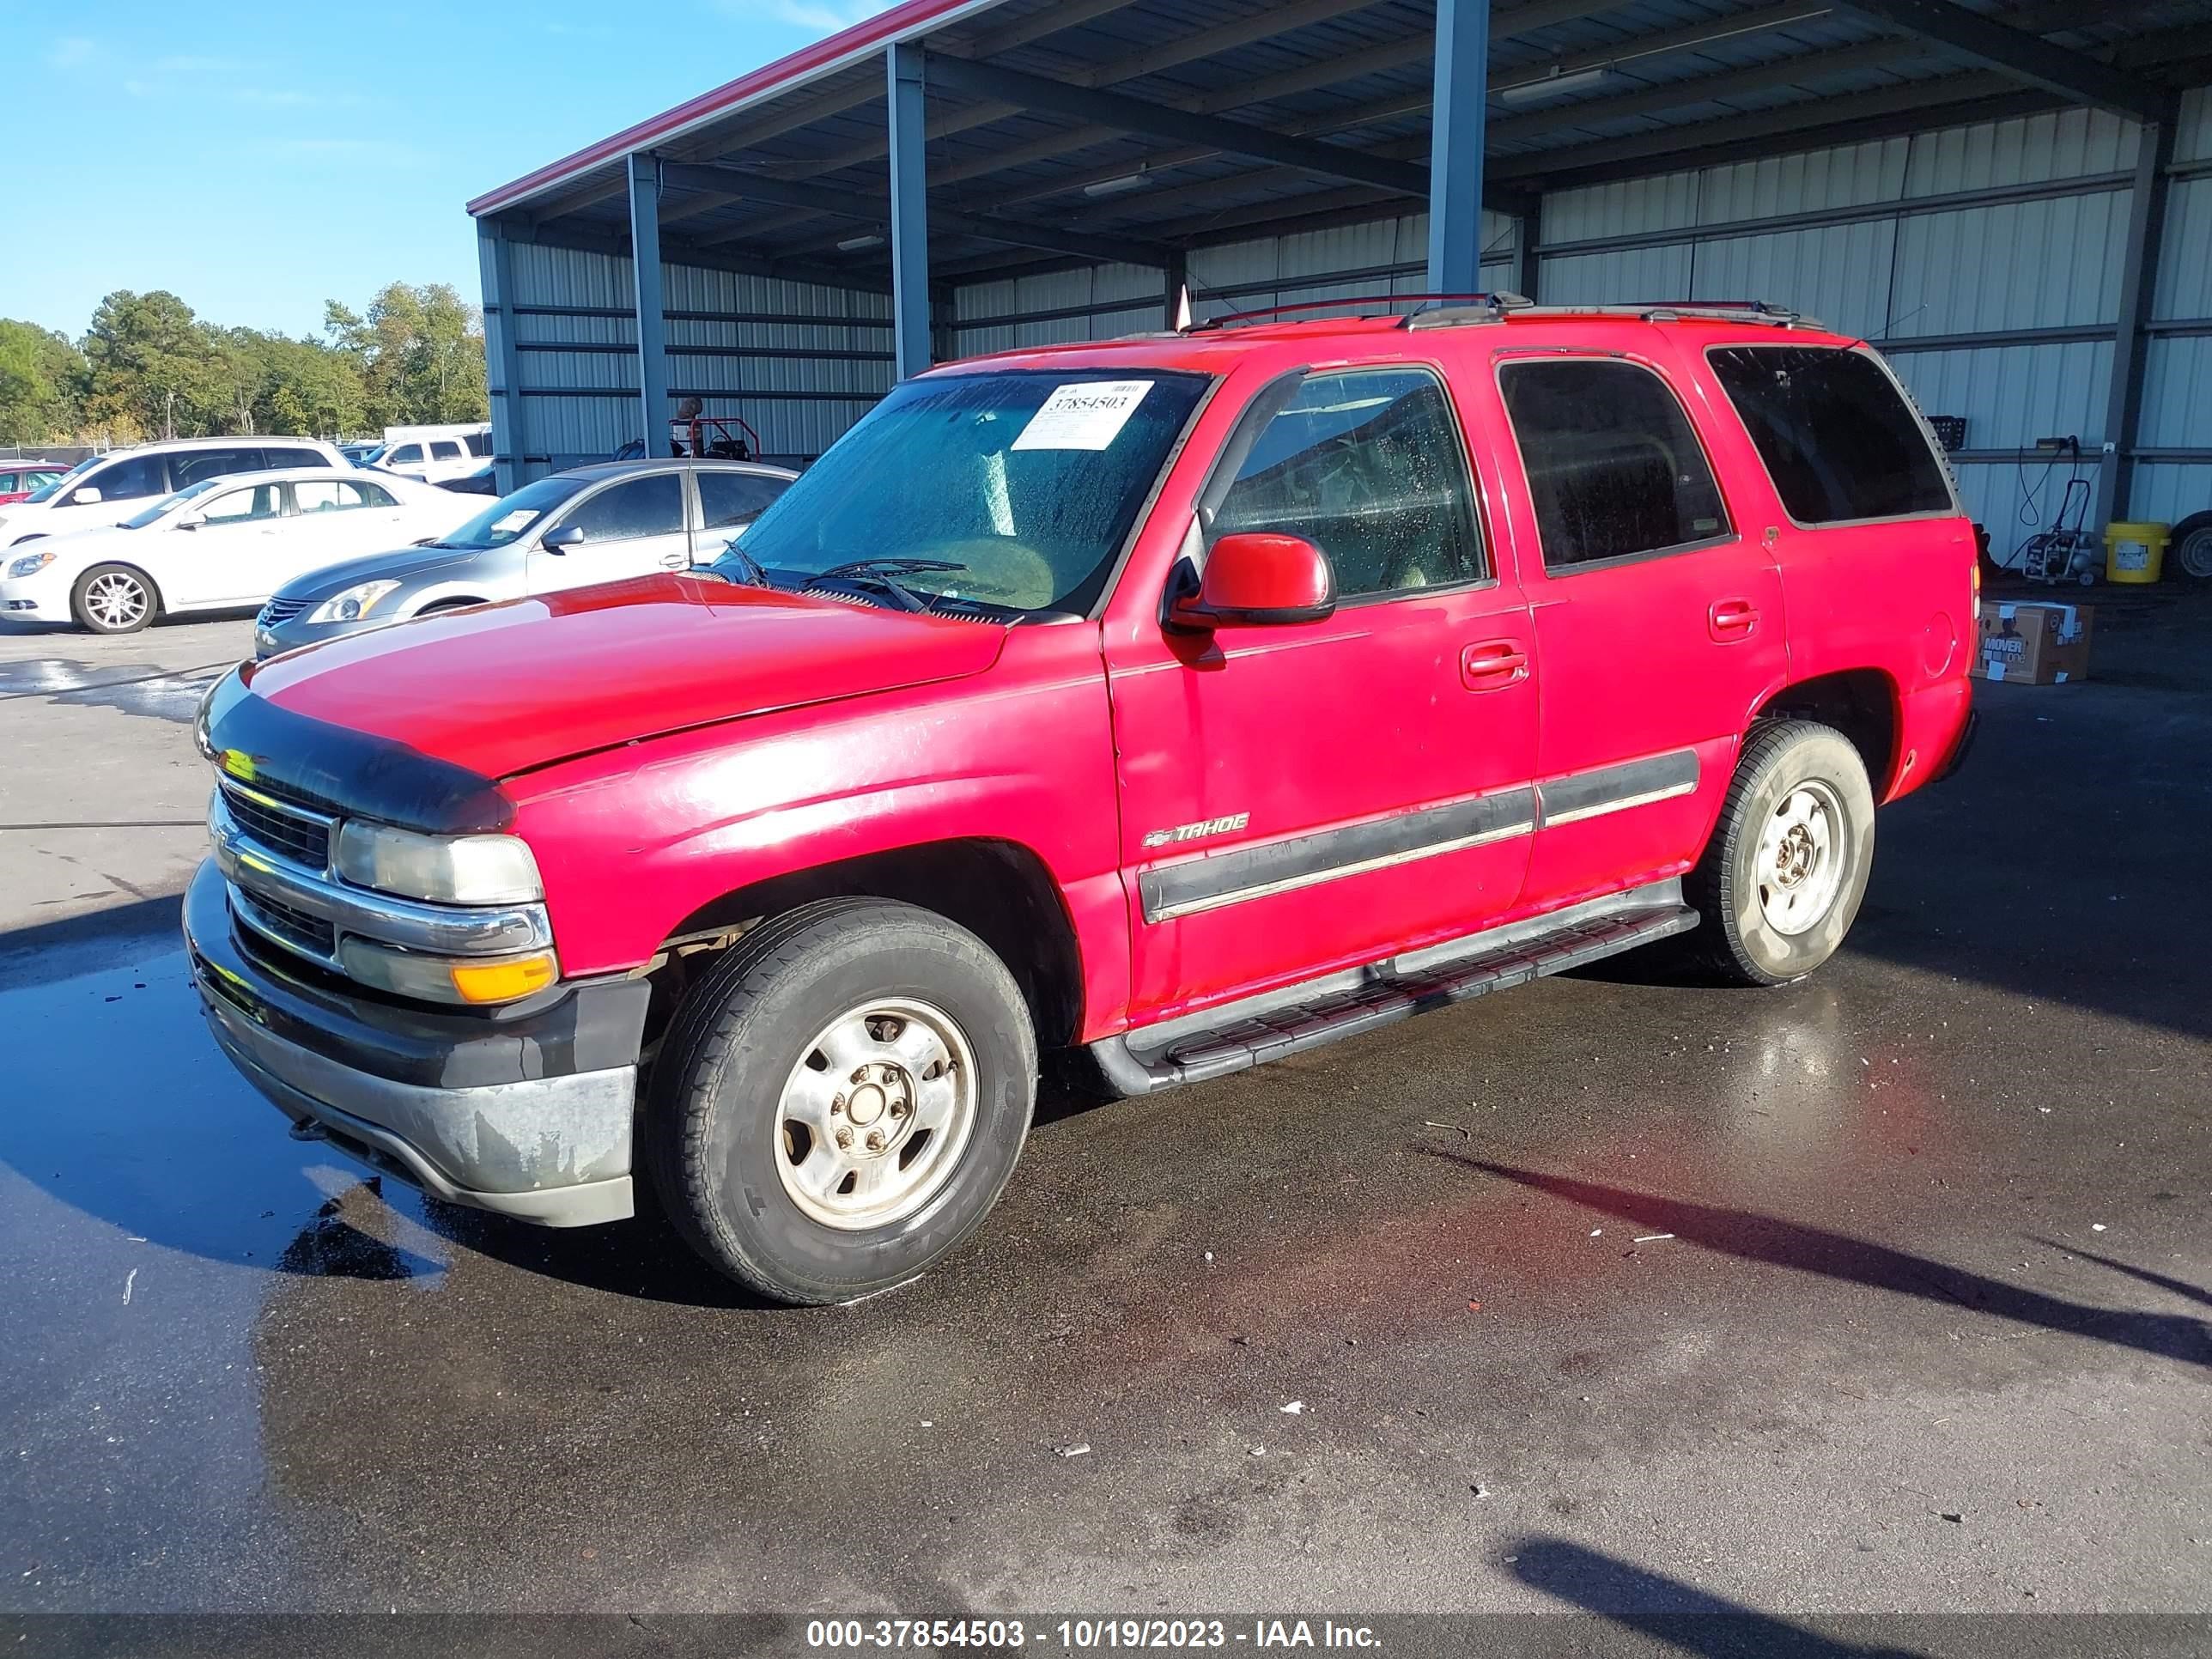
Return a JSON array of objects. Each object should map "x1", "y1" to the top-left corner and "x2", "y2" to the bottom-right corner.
[{"x1": 1012, "y1": 380, "x2": 1153, "y2": 451}]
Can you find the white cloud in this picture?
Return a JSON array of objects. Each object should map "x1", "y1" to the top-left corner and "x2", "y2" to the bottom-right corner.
[{"x1": 46, "y1": 35, "x2": 98, "y2": 70}]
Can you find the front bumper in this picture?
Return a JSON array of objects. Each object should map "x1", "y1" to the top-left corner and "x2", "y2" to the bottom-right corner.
[
  {"x1": 185, "y1": 860, "x2": 649, "y2": 1227},
  {"x1": 0, "y1": 577, "x2": 65, "y2": 620}
]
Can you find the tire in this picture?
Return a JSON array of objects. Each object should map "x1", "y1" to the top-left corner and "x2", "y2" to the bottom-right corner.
[
  {"x1": 644, "y1": 897, "x2": 1036, "y2": 1305},
  {"x1": 2171, "y1": 512, "x2": 2212, "y2": 582},
  {"x1": 1681, "y1": 720, "x2": 1876, "y2": 987},
  {"x1": 71, "y1": 563, "x2": 160, "y2": 635}
]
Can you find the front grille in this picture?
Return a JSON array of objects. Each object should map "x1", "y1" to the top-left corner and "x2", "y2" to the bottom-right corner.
[
  {"x1": 258, "y1": 596, "x2": 309, "y2": 627},
  {"x1": 234, "y1": 886, "x2": 337, "y2": 959},
  {"x1": 219, "y1": 782, "x2": 331, "y2": 871}
]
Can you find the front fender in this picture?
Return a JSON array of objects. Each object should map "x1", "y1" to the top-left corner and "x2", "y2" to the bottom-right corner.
[{"x1": 501, "y1": 624, "x2": 1130, "y2": 1024}]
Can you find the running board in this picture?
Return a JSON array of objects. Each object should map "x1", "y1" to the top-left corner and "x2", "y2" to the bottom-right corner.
[{"x1": 1090, "y1": 885, "x2": 1699, "y2": 1096}]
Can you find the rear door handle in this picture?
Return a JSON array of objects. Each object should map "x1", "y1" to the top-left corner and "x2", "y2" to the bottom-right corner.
[
  {"x1": 1461, "y1": 639, "x2": 1530, "y2": 689},
  {"x1": 1709, "y1": 599, "x2": 1759, "y2": 641}
]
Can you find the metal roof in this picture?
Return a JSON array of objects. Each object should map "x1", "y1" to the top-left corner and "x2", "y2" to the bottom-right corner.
[{"x1": 470, "y1": 0, "x2": 2212, "y2": 289}]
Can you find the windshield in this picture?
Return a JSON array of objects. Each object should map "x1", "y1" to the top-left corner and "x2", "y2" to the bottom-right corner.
[
  {"x1": 431, "y1": 474, "x2": 587, "y2": 550},
  {"x1": 721, "y1": 368, "x2": 1209, "y2": 614},
  {"x1": 118, "y1": 478, "x2": 223, "y2": 530},
  {"x1": 24, "y1": 456, "x2": 98, "y2": 505},
  {"x1": 357, "y1": 445, "x2": 387, "y2": 467}
]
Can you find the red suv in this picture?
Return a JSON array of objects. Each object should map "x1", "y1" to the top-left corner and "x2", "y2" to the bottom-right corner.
[{"x1": 190, "y1": 299, "x2": 1975, "y2": 1304}]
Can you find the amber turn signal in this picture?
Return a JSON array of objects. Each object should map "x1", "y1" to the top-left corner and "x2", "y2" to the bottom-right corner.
[{"x1": 448, "y1": 953, "x2": 560, "y2": 1004}]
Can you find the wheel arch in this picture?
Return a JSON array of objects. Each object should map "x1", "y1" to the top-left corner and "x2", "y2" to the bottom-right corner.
[
  {"x1": 657, "y1": 836, "x2": 1086, "y2": 1049},
  {"x1": 1753, "y1": 667, "x2": 1902, "y2": 799}
]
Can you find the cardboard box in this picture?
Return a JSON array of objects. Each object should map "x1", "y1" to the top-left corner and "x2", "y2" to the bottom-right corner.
[{"x1": 1972, "y1": 599, "x2": 2094, "y2": 684}]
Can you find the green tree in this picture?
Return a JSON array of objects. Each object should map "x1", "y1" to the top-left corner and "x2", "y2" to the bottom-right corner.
[
  {"x1": 325, "y1": 282, "x2": 488, "y2": 428},
  {"x1": 0, "y1": 319, "x2": 88, "y2": 444},
  {"x1": 262, "y1": 333, "x2": 366, "y2": 437},
  {"x1": 83, "y1": 289, "x2": 222, "y2": 440}
]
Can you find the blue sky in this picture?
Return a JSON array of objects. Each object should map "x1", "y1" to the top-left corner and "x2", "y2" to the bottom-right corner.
[{"x1": 0, "y1": 0, "x2": 886, "y2": 341}]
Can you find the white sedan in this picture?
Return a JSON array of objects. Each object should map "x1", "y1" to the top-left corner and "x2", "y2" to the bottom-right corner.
[{"x1": 0, "y1": 468, "x2": 470, "y2": 634}]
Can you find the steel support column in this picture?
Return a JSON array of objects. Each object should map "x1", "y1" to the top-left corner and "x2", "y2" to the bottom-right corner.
[
  {"x1": 887, "y1": 42, "x2": 933, "y2": 380},
  {"x1": 626, "y1": 154, "x2": 671, "y2": 453},
  {"x1": 475, "y1": 218, "x2": 526, "y2": 495},
  {"x1": 1427, "y1": 0, "x2": 1492, "y2": 293},
  {"x1": 2098, "y1": 106, "x2": 2179, "y2": 529}
]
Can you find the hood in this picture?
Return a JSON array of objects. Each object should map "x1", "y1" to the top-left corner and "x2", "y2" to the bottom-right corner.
[
  {"x1": 276, "y1": 541, "x2": 480, "y2": 599},
  {"x1": 238, "y1": 574, "x2": 1009, "y2": 785}
]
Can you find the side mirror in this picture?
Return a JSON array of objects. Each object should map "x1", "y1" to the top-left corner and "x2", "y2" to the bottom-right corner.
[
  {"x1": 177, "y1": 517, "x2": 202, "y2": 532},
  {"x1": 71, "y1": 486, "x2": 103, "y2": 506},
  {"x1": 1167, "y1": 532, "x2": 1336, "y2": 632},
  {"x1": 540, "y1": 524, "x2": 585, "y2": 553}
]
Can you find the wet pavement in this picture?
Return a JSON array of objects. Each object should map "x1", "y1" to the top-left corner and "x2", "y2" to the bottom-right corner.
[{"x1": 1, "y1": 596, "x2": 2208, "y2": 1627}]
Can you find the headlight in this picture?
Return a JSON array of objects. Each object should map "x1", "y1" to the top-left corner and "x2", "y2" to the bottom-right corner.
[
  {"x1": 333, "y1": 821, "x2": 543, "y2": 904},
  {"x1": 307, "y1": 579, "x2": 401, "y2": 625},
  {"x1": 7, "y1": 550, "x2": 52, "y2": 578}
]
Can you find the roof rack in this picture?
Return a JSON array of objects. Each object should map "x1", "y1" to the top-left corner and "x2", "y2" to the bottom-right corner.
[
  {"x1": 1504, "y1": 301, "x2": 1812, "y2": 328},
  {"x1": 1187, "y1": 292, "x2": 1531, "y2": 332}
]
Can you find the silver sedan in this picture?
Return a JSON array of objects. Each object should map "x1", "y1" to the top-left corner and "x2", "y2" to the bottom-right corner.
[{"x1": 254, "y1": 459, "x2": 794, "y2": 659}]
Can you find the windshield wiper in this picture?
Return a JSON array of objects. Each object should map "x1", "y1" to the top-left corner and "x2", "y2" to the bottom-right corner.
[{"x1": 799, "y1": 557, "x2": 968, "y2": 614}]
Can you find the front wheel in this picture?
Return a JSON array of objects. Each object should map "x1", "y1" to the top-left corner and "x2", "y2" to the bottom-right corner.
[
  {"x1": 1682, "y1": 720, "x2": 1875, "y2": 986},
  {"x1": 72, "y1": 564, "x2": 159, "y2": 634},
  {"x1": 644, "y1": 897, "x2": 1036, "y2": 1304}
]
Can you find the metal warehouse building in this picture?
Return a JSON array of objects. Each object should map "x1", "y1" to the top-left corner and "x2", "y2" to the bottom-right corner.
[{"x1": 464, "y1": 0, "x2": 2212, "y2": 544}]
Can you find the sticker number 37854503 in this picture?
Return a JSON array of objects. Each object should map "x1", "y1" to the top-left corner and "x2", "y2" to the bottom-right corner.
[{"x1": 1012, "y1": 380, "x2": 1154, "y2": 452}]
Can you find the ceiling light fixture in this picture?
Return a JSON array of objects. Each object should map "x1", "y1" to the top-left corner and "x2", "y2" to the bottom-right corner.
[
  {"x1": 836, "y1": 234, "x2": 886, "y2": 252},
  {"x1": 1496, "y1": 65, "x2": 1613, "y2": 106},
  {"x1": 1082, "y1": 171, "x2": 1151, "y2": 198}
]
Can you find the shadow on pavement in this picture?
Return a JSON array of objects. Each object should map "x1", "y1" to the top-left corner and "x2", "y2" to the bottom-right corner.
[
  {"x1": 1445, "y1": 1158, "x2": 2212, "y2": 1370},
  {"x1": 1507, "y1": 1537, "x2": 1927, "y2": 1657},
  {"x1": 0, "y1": 892, "x2": 185, "y2": 991}
]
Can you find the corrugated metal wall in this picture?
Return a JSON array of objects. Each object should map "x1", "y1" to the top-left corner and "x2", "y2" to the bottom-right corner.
[
  {"x1": 948, "y1": 210, "x2": 1517, "y2": 356},
  {"x1": 1537, "y1": 100, "x2": 2212, "y2": 542},
  {"x1": 495, "y1": 92, "x2": 2209, "y2": 540},
  {"x1": 497, "y1": 240, "x2": 894, "y2": 476}
]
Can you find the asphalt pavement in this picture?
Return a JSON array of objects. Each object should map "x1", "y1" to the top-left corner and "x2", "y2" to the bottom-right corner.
[{"x1": 0, "y1": 598, "x2": 2207, "y2": 1647}]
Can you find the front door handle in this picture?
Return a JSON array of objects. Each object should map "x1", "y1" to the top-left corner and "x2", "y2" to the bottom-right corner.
[
  {"x1": 1709, "y1": 599, "x2": 1759, "y2": 641},
  {"x1": 1462, "y1": 639, "x2": 1530, "y2": 689},
  {"x1": 659, "y1": 552, "x2": 689, "y2": 569}
]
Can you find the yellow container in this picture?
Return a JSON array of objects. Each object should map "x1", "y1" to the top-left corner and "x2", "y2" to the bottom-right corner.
[{"x1": 2105, "y1": 520, "x2": 2169, "y2": 584}]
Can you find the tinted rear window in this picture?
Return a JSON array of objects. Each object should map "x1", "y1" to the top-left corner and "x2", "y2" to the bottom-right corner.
[{"x1": 1708, "y1": 346, "x2": 1953, "y2": 525}]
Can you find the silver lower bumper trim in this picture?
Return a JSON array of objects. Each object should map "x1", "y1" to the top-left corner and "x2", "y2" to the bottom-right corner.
[{"x1": 201, "y1": 992, "x2": 635, "y2": 1229}]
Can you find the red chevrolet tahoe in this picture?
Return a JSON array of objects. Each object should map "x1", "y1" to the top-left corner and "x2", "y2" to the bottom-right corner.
[{"x1": 190, "y1": 299, "x2": 1975, "y2": 1304}]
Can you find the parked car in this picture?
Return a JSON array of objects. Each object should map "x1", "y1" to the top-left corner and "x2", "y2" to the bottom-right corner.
[
  {"x1": 0, "y1": 467, "x2": 466, "y2": 633},
  {"x1": 252, "y1": 459, "x2": 795, "y2": 657},
  {"x1": 190, "y1": 301, "x2": 1975, "y2": 1305},
  {"x1": 337, "y1": 441, "x2": 380, "y2": 465},
  {"x1": 358, "y1": 424, "x2": 492, "y2": 485},
  {"x1": 436, "y1": 459, "x2": 499, "y2": 495},
  {"x1": 0, "y1": 461, "x2": 66, "y2": 504},
  {"x1": 0, "y1": 436, "x2": 346, "y2": 547}
]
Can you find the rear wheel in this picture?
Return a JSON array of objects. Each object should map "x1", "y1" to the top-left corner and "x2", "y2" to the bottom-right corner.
[
  {"x1": 2171, "y1": 512, "x2": 2212, "y2": 581},
  {"x1": 71, "y1": 564, "x2": 159, "y2": 635},
  {"x1": 1682, "y1": 720, "x2": 1875, "y2": 986},
  {"x1": 645, "y1": 897, "x2": 1036, "y2": 1304}
]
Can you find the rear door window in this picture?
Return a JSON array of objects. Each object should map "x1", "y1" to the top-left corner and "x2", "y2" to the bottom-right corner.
[
  {"x1": 1707, "y1": 345, "x2": 1954, "y2": 525},
  {"x1": 261, "y1": 446, "x2": 325, "y2": 470},
  {"x1": 697, "y1": 470, "x2": 790, "y2": 531},
  {"x1": 430, "y1": 440, "x2": 465, "y2": 461},
  {"x1": 170, "y1": 447, "x2": 264, "y2": 489},
  {"x1": 1498, "y1": 360, "x2": 1730, "y2": 570}
]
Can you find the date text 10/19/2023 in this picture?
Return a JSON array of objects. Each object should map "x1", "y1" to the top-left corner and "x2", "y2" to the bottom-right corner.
[{"x1": 805, "y1": 1620, "x2": 1383, "y2": 1650}]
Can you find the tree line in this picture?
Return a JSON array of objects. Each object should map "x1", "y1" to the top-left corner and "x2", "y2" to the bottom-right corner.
[{"x1": 0, "y1": 283, "x2": 490, "y2": 447}]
